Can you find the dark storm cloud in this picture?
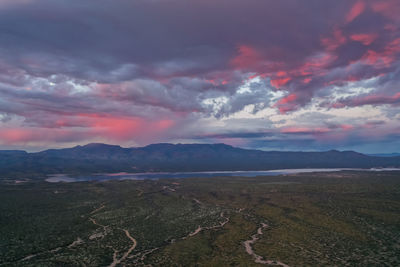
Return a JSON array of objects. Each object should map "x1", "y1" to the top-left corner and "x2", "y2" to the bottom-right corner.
[
  {"x1": 0, "y1": 0, "x2": 344, "y2": 80},
  {"x1": 1, "y1": 0, "x2": 398, "y2": 101}
]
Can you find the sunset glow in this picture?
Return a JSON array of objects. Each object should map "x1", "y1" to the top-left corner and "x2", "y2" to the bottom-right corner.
[{"x1": 0, "y1": 0, "x2": 399, "y2": 153}]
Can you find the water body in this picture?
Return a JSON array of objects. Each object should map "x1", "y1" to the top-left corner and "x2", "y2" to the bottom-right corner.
[{"x1": 45, "y1": 168, "x2": 400, "y2": 183}]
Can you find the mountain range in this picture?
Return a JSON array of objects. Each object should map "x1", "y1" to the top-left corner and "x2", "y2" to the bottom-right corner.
[
  {"x1": 1, "y1": 143, "x2": 399, "y2": 178},
  {"x1": 368, "y1": 153, "x2": 400, "y2": 157}
]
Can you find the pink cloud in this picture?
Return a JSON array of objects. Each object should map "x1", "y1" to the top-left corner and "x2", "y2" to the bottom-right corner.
[
  {"x1": 0, "y1": 128, "x2": 86, "y2": 144},
  {"x1": 346, "y1": 1, "x2": 365, "y2": 23},
  {"x1": 76, "y1": 113, "x2": 175, "y2": 141},
  {"x1": 281, "y1": 126, "x2": 330, "y2": 134},
  {"x1": 277, "y1": 93, "x2": 297, "y2": 105},
  {"x1": 274, "y1": 93, "x2": 299, "y2": 114},
  {"x1": 371, "y1": 0, "x2": 400, "y2": 22},
  {"x1": 0, "y1": 129, "x2": 38, "y2": 143},
  {"x1": 270, "y1": 77, "x2": 291, "y2": 88},
  {"x1": 0, "y1": 114, "x2": 175, "y2": 145},
  {"x1": 350, "y1": 33, "x2": 378, "y2": 45},
  {"x1": 296, "y1": 53, "x2": 337, "y2": 77},
  {"x1": 340, "y1": 124, "x2": 354, "y2": 131},
  {"x1": 230, "y1": 45, "x2": 262, "y2": 70},
  {"x1": 321, "y1": 29, "x2": 347, "y2": 51},
  {"x1": 361, "y1": 38, "x2": 400, "y2": 67}
]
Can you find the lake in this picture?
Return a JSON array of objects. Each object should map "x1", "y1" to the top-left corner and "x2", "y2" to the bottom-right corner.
[{"x1": 45, "y1": 168, "x2": 400, "y2": 182}]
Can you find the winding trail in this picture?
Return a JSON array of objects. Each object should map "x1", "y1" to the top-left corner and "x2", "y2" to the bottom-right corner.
[
  {"x1": 243, "y1": 223, "x2": 289, "y2": 266},
  {"x1": 189, "y1": 226, "x2": 202, "y2": 237},
  {"x1": 17, "y1": 236, "x2": 84, "y2": 263},
  {"x1": 68, "y1": 237, "x2": 84, "y2": 248},
  {"x1": 89, "y1": 204, "x2": 139, "y2": 266},
  {"x1": 15, "y1": 205, "x2": 108, "y2": 263},
  {"x1": 183, "y1": 212, "x2": 230, "y2": 239},
  {"x1": 90, "y1": 204, "x2": 105, "y2": 214},
  {"x1": 193, "y1": 198, "x2": 202, "y2": 205},
  {"x1": 137, "y1": 189, "x2": 144, "y2": 197},
  {"x1": 138, "y1": 247, "x2": 159, "y2": 262},
  {"x1": 128, "y1": 247, "x2": 160, "y2": 265},
  {"x1": 89, "y1": 217, "x2": 109, "y2": 240},
  {"x1": 89, "y1": 203, "x2": 110, "y2": 240},
  {"x1": 163, "y1": 186, "x2": 176, "y2": 192},
  {"x1": 89, "y1": 217, "x2": 107, "y2": 229},
  {"x1": 108, "y1": 229, "x2": 138, "y2": 267}
]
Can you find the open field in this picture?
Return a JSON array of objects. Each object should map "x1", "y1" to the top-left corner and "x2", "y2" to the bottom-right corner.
[{"x1": 1, "y1": 171, "x2": 400, "y2": 266}]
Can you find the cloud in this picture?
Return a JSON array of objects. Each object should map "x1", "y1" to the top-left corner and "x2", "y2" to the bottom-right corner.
[
  {"x1": 350, "y1": 33, "x2": 378, "y2": 45},
  {"x1": 329, "y1": 92, "x2": 400, "y2": 108},
  {"x1": 346, "y1": 1, "x2": 366, "y2": 23},
  {"x1": 0, "y1": 0, "x2": 399, "y2": 152}
]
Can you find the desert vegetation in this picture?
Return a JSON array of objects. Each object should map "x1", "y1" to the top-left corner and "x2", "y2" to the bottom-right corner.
[{"x1": 1, "y1": 171, "x2": 399, "y2": 266}]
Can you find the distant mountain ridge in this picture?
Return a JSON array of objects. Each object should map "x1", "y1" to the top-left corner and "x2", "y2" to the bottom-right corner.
[
  {"x1": 1, "y1": 143, "x2": 399, "y2": 178},
  {"x1": 368, "y1": 153, "x2": 400, "y2": 157}
]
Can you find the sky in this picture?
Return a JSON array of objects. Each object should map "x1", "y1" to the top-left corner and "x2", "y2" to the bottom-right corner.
[{"x1": 0, "y1": 0, "x2": 399, "y2": 153}]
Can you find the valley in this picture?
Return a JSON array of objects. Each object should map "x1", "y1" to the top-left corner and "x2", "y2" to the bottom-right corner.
[{"x1": 1, "y1": 171, "x2": 399, "y2": 266}]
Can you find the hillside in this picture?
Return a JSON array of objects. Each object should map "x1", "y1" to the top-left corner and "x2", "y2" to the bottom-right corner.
[{"x1": 0, "y1": 143, "x2": 399, "y2": 178}]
